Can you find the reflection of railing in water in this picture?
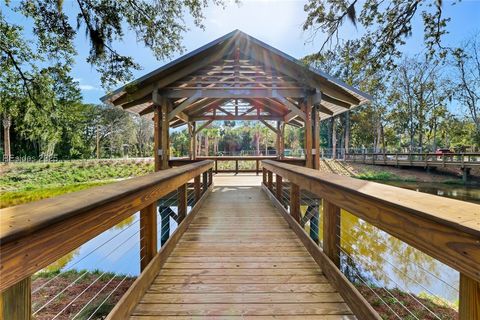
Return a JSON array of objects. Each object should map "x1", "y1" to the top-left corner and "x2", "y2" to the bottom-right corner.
[
  {"x1": 262, "y1": 159, "x2": 480, "y2": 320},
  {"x1": 0, "y1": 161, "x2": 214, "y2": 319}
]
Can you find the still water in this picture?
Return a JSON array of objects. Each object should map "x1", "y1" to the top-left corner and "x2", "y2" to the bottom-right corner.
[
  {"x1": 307, "y1": 181, "x2": 479, "y2": 304},
  {"x1": 44, "y1": 181, "x2": 478, "y2": 305}
]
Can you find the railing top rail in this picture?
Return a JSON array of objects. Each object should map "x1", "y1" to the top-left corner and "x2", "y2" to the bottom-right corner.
[
  {"x1": 262, "y1": 160, "x2": 480, "y2": 282},
  {"x1": 0, "y1": 160, "x2": 214, "y2": 291},
  {"x1": 0, "y1": 160, "x2": 213, "y2": 244}
]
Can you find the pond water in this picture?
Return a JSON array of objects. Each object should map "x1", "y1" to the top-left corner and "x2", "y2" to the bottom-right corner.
[
  {"x1": 330, "y1": 181, "x2": 479, "y2": 304},
  {"x1": 42, "y1": 180, "x2": 478, "y2": 306}
]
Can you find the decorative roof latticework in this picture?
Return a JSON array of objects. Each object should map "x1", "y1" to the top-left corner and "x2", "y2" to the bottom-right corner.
[{"x1": 102, "y1": 30, "x2": 371, "y2": 128}]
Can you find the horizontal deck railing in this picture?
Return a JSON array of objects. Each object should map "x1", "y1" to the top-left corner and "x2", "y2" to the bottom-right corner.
[
  {"x1": 261, "y1": 159, "x2": 480, "y2": 320},
  {"x1": 345, "y1": 152, "x2": 480, "y2": 168},
  {"x1": 0, "y1": 160, "x2": 214, "y2": 319},
  {"x1": 170, "y1": 156, "x2": 306, "y2": 174}
]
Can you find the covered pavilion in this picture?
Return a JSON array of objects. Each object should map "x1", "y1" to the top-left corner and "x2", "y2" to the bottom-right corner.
[{"x1": 102, "y1": 30, "x2": 370, "y2": 171}]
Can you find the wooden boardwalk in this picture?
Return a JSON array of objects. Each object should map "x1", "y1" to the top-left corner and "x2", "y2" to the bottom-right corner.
[{"x1": 130, "y1": 178, "x2": 354, "y2": 319}]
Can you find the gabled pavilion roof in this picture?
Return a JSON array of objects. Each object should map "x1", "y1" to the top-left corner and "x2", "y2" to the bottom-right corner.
[{"x1": 101, "y1": 30, "x2": 370, "y2": 128}]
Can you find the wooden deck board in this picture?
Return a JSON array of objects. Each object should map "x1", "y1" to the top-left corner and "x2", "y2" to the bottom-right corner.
[{"x1": 129, "y1": 183, "x2": 353, "y2": 318}]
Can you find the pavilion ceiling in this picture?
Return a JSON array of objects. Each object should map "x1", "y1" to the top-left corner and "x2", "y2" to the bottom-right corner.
[{"x1": 101, "y1": 30, "x2": 370, "y2": 128}]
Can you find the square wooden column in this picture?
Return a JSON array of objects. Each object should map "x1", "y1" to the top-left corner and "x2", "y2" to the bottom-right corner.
[
  {"x1": 304, "y1": 98, "x2": 313, "y2": 168},
  {"x1": 313, "y1": 107, "x2": 320, "y2": 170},
  {"x1": 153, "y1": 106, "x2": 161, "y2": 172},
  {"x1": 189, "y1": 122, "x2": 196, "y2": 160},
  {"x1": 277, "y1": 121, "x2": 285, "y2": 159}
]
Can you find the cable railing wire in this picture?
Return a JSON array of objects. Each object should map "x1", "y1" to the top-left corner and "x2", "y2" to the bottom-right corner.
[
  {"x1": 33, "y1": 226, "x2": 144, "y2": 315},
  {"x1": 32, "y1": 215, "x2": 140, "y2": 294},
  {"x1": 339, "y1": 232, "x2": 445, "y2": 319}
]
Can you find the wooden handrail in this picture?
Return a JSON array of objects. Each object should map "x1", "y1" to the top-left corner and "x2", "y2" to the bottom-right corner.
[
  {"x1": 0, "y1": 160, "x2": 214, "y2": 292},
  {"x1": 262, "y1": 159, "x2": 480, "y2": 319},
  {"x1": 262, "y1": 160, "x2": 480, "y2": 281}
]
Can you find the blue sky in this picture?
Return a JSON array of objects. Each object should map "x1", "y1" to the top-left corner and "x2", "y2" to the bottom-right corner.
[{"x1": 5, "y1": 0, "x2": 480, "y2": 103}]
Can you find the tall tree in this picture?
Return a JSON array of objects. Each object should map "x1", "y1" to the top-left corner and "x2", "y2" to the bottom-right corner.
[
  {"x1": 303, "y1": 0, "x2": 451, "y2": 71},
  {"x1": 451, "y1": 34, "x2": 480, "y2": 140}
]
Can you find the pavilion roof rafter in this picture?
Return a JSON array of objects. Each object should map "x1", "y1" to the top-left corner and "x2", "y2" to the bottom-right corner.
[{"x1": 101, "y1": 30, "x2": 371, "y2": 125}]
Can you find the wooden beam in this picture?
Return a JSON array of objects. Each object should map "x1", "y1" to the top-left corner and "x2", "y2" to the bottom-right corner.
[
  {"x1": 272, "y1": 91, "x2": 306, "y2": 120},
  {"x1": 123, "y1": 94, "x2": 151, "y2": 109},
  {"x1": 322, "y1": 94, "x2": 351, "y2": 109},
  {"x1": 189, "y1": 99, "x2": 227, "y2": 117},
  {"x1": 260, "y1": 120, "x2": 278, "y2": 134},
  {"x1": 194, "y1": 120, "x2": 213, "y2": 134},
  {"x1": 162, "y1": 88, "x2": 305, "y2": 99},
  {"x1": 242, "y1": 46, "x2": 361, "y2": 105},
  {"x1": 216, "y1": 106, "x2": 234, "y2": 116},
  {"x1": 191, "y1": 115, "x2": 283, "y2": 121},
  {"x1": 318, "y1": 104, "x2": 334, "y2": 115},
  {"x1": 168, "y1": 92, "x2": 201, "y2": 121},
  {"x1": 175, "y1": 111, "x2": 189, "y2": 122},
  {"x1": 284, "y1": 111, "x2": 297, "y2": 123}
]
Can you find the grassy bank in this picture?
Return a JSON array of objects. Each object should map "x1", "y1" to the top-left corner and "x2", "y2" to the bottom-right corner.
[{"x1": 0, "y1": 159, "x2": 154, "y2": 208}]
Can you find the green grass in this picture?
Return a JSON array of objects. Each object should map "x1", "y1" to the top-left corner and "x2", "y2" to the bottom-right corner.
[
  {"x1": 355, "y1": 170, "x2": 416, "y2": 181},
  {"x1": 0, "y1": 159, "x2": 154, "y2": 208}
]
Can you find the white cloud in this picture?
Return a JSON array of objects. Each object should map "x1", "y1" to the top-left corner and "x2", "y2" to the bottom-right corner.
[{"x1": 79, "y1": 84, "x2": 100, "y2": 91}]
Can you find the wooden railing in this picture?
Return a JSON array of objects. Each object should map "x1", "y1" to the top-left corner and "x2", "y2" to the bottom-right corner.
[
  {"x1": 170, "y1": 156, "x2": 306, "y2": 174},
  {"x1": 261, "y1": 159, "x2": 480, "y2": 320},
  {"x1": 345, "y1": 152, "x2": 480, "y2": 168},
  {"x1": 0, "y1": 160, "x2": 214, "y2": 319}
]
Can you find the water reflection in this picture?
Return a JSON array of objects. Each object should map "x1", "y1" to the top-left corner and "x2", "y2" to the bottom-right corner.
[{"x1": 383, "y1": 181, "x2": 480, "y2": 204}]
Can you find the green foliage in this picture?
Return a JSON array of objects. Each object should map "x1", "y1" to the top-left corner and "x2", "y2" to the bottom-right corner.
[
  {"x1": 303, "y1": 0, "x2": 451, "y2": 71},
  {"x1": 2, "y1": 0, "x2": 222, "y2": 89},
  {"x1": 0, "y1": 159, "x2": 154, "y2": 207}
]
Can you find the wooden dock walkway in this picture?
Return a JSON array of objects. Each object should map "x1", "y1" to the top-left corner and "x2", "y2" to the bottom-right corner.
[{"x1": 129, "y1": 182, "x2": 354, "y2": 319}]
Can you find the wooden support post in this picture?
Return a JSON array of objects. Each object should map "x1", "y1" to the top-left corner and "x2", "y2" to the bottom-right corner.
[
  {"x1": 459, "y1": 273, "x2": 480, "y2": 320},
  {"x1": 153, "y1": 107, "x2": 161, "y2": 172},
  {"x1": 279, "y1": 122, "x2": 285, "y2": 159},
  {"x1": 323, "y1": 200, "x2": 341, "y2": 267},
  {"x1": 159, "y1": 204, "x2": 170, "y2": 247},
  {"x1": 290, "y1": 183, "x2": 300, "y2": 223},
  {"x1": 159, "y1": 101, "x2": 170, "y2": 170},
  {"x1": 235, "y1": 160, "x2": 239, "y2": 174},
  {"x1": 194, "y1": 175, "x2": 201, "y2": 203},
  {"x1": 310, "y1": 202, "x2": 320, "y2": 244},
  {"x1": 215, "y1": 159, "x2": 218, "y2": 173},
  {"x1": 208, "y1": 168, "x2": 213, "y2": 186},
  {"x1": 267, "y1": 170, "x2": 273, "y2": 191},
  {"x1": 140, "y1": 203, "x2": 158, "y2": 270},
  {"x1": 256, "y1": 159, "x2": 260, "y2": 175},
  {"x1": 177, "y1": 184, "x2": 187, "y2": 224},
  {"x1": 275, "y1": 174, "x2": 283, "y2": 202},
  {"x1": 188, "y1": 122, "x2": 196, "y2": 160},
  {"x1": 0, "y1": 278, "x2": 31, "y2": 320},
  {"x1": 202, "y1": 171, "x2": 208, "y2": 193},
  {"x1": 304, "y1": 98, "x2": 313, "y2": 168},
  {"x1": 262, "y1": 168, "x2": 267, "y2": 185},
  {"x1": 313, "y1": 107, "x2": 320, "y2": 170},
  {"x1": 275, "y1": 121, "x2": 281, "y2": 158}
]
